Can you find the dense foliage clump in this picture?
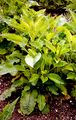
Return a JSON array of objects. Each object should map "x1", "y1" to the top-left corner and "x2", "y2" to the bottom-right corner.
[{"x1": 0, "y1": 0, "x2": 76, "y2": 119}]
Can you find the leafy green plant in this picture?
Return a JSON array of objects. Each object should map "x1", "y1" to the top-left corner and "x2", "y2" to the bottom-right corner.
[
  {"x1": 0, "y1": 0, "x2": 28, "y2": 17},
  {"x1": 0, "y1": 4, "x2": 76, "y2": 117},
  {"x1": 0, "y1": 98, "x2": 18, "y2": 120}
]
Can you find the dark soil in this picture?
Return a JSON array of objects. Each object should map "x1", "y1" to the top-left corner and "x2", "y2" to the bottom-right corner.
[{"x1": 0, "y1": 75, "x2": 76, "y2": 120}]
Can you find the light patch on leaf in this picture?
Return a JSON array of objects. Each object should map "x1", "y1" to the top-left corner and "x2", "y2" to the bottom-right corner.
[
  {"x1": 25, "y1": 53, "x2": 41, "y2": 67},
  {"x1": 57, "y1": 16, "x2": 67, "y2": 26}
]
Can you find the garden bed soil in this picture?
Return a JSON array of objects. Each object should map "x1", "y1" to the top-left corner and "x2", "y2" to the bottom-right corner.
[{"x1": 0, "y1": 75, "x2": 76, "y2": 120}]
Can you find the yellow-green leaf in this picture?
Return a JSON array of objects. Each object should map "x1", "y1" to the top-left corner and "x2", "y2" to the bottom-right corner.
[
  {"x1": 48, "y1": 73, "x2": 64, "y2": 84},
  {"x1": 37, "y1": 94, "x2": 46, "y2": 111}
]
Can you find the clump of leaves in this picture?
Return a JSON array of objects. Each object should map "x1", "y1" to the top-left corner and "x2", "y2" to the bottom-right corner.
[
  {"x1": 0, "y1": 4, "x2": 76, "y2": 118},
  {"x1": 0, "y1": 0, "x2": 28, "y2": 17}
]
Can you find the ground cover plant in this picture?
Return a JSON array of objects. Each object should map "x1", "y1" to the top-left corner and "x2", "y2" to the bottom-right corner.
[
  {"x1": 0, "y1": 1, "x2": 76, "y2": 120},
  {"x1": 0, "y1": 0, "x2": 28, "y2": 16}
]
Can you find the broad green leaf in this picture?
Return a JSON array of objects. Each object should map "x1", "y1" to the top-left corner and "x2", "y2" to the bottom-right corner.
[
  {"x1": 30, "y1": 39, "x2": 44, "y2": 50},
  {"x1": 48, "y1": 73, "x2": 64, "y2": 84},
  {"x1": 0, "y1": 33, "x2": 22, "y2": 42},
  {"x1": 0, "y1": 62, "x2": 17, "y2": 76},
  {"x1": 48, "y1": 86, "x2": 59, "y2": 95},
  {"x1": 56, "y1": 84, "x2": 67, "y2": 95},
  {"x1": 42, "y1": 54, "x2": 52, "y2": 65},
  {"x1": 35, "y1": 16, "x2": 45, "y2": 35},
  {"x1": 0, "y1": 77, "x2": 26, "y2": 101},
  {"x1": 0, "y1": 98, "x2": 18, "y2": 120},
  {"x1": 15, "y1": 65, "x2": 25, "y2": 72},
  {"x1": 0, "y1": 33, "x2": 27, "y2": 48},
  {"x1": 37, "y1": 94, "x2": 46, "y2": 111},
  {"x1": 59, "y1": 45, "x2": 70, "y2": 56},
  {"x1": 46, "y1": 32, "x2": 54, "y2": 41},
  {"x1": 63, "y1": 64, "x2": 73, "y2": 71},
  {"x1": 41, "y1": 75, "x2": 48, "y2": 83},
  {"x1": 35, "y1": 15, "x2": 49, "y2": 36},
  {"x1": 3, "y1": 18, "x2": 26, "y2": 33},
  {"x1": 73, "y1": 64, "x2": 76, "y2": 71},
  {"x1": 31, "y1": 90, "x2": 38, "y2": 98},
  {"x1": 22, "y1": 8, "x2": 33, "y2": 27},
  {"x1": 12, "y1": 77, "x2": 27, "y2": 87},
  {"x1": 71, "y1": 35, "x2": 76, "y2": 50},
  {"x1": 22, "y1": 86, "x2": 30, "y2": 94},
  {"x1": 0, "y1": 48, "x2": 7, "y2": 55},
  {"x1": 29, "y1": 74, "x2": 39, "y2": 86},
  {"x1": 42, "y1": 104, "x2": 50, "y2": 114},
  {"x1": 20, "y1": 19, "x2": 30, "y2": 32},
  {"x1": 46, "y1": 41, "x2": 56, "y2": 53},
  {"x1": 23, "y1": 69, "x2": 31, "y2": 78},
  {"x1": 64, "y1": 28, "x2": 72, "y2": 43},
  {"x1": 28, "y1": 48, "x2": 37, "y2": 56},
  {"x1": 0, "y1": 87, "x2": 15, "y2": 101},
  {"x1": 67, "y1": 72, "x2": 76, "y2": 80},
  {"x1": 6, "y1": 50, "x2": 22, "y2": 64},
  {"x1": 20, "y1": 90, "x2": 36, "y2": 115},
  {"x1": 57, "y1": 26, "x2": 72, "y2": 44},
  {"x1": 54, "y1": 60, "x2": 67, "y2": 67}
]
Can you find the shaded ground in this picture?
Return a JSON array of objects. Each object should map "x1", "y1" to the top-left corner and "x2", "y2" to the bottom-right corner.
[{"x1": 0, "y1": 75, "x2": 76, "y2": 120}]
